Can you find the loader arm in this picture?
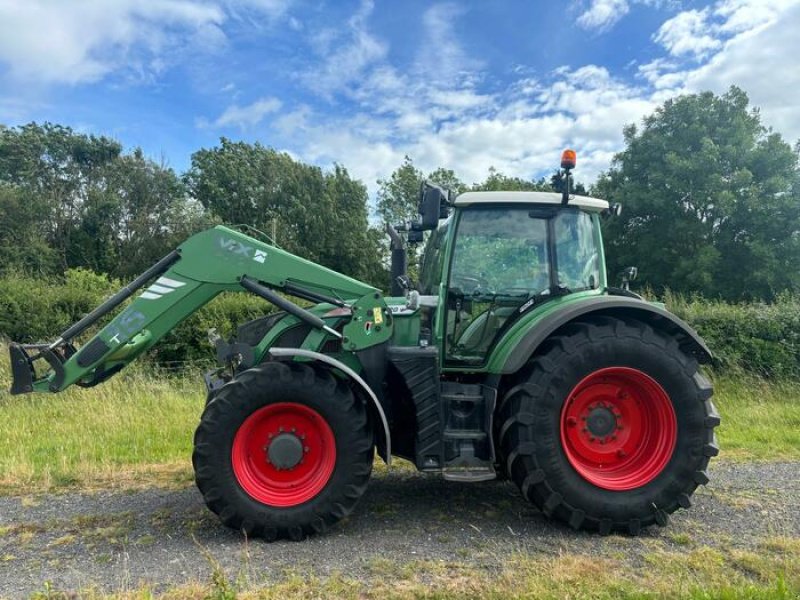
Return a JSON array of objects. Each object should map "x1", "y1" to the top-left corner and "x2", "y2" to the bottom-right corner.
[{"x1": 9, "y1": 225, "x2": 390, "y2": 394}]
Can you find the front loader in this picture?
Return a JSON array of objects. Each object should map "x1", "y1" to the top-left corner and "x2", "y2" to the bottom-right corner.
[{"x1": 8, "y1": 150, "x2": 719, "y2": 540}]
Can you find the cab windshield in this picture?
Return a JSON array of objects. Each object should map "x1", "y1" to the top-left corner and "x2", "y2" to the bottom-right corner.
[{"x1": 445, "y1": 206, "x2": 599, "y2": 364}]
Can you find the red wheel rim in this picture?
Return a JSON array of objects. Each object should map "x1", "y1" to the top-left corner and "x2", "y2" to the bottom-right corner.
[
  {"x1": 560, "y1": 367, "x2": 677, "y2": 491},
  {"x1": 232, "y1": 402, "x2": 336, "y2": 507}
]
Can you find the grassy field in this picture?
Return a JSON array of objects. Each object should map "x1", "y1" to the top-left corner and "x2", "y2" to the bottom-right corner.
[
  {"x1": 26, "y1": 540, "x2": 800, "y2": 599},
  {"x1": 0, "y1": 343, "x2": 799, "y2": 494},
  {"x1": 1, "y1": 344, "x2": 799, "y2": 599}
]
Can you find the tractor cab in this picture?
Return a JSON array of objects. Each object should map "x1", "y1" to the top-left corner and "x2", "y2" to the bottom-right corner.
[
  {"x1": 429, "y1": 191, "x2": 608, "y2": 366},
  {"x1": 407, "y1": 151, "x2": 613, "y2": 368}
]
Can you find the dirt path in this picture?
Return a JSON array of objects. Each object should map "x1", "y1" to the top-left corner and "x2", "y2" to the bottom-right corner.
[{"x1": 0, "y1": 461, "x2": 798, "y2": 598}]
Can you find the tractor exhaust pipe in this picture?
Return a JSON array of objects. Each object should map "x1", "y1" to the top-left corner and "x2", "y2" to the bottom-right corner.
[{"x1": 386, "y1": 224, "x2": 407, "y2": 297}]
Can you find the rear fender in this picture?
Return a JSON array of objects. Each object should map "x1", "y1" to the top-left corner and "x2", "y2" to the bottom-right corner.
[
  {"x1": 268, "y1": 347, "x2": 391, "y2": 465},
  {"x1": 498, "y1": 296, "x2": 713, "y2": 374}
]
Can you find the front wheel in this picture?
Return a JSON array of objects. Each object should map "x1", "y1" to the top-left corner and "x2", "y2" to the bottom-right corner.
[
  {"x1": 193, "y1": 361, "x2": 374, "y2": 540},
  {"x1": 497, "y1": 317, "x2": 719, "y2": 534}
]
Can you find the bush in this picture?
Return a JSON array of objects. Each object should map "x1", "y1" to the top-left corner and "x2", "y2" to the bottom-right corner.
[
  {"x1": 154, "y1": 292, "x2": 269, "y2": 365},
  {"x1": 2, "y1": 271, "x2": 800, "y2": 378},
  {"x1": 0, "y1": 270, "x2": 270, "y2": 367},
  {"x1": 664, "y1": 291, "x2": 800, "y2": 379},
  {"x1": 0, "y1": 269, "x2": 120, "y2": 343}
]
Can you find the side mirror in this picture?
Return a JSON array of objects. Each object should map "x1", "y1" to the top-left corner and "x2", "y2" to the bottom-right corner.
[
  {"x1": 601, "y1": 203, "x2": 622, "y2": 219},
  {"x1": 418, "y1": 182, "x2": 447, "y2": 231},
  {"x1": 618, "y1": 266, "x2": 638, "y2": 291}
]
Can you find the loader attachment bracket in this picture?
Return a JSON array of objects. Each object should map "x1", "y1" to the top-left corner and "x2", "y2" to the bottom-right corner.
[
  {"x1": 9, "y1": 344, "x2": 35, "y2": 395},
  {"x1": 9, "y1": 342, "x2": 74, "y2": 395}
]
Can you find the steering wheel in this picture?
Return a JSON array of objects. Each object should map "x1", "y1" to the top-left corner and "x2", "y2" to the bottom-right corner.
[{"x1": 453, "y1": 274, "x2": 490, "y2": 295}]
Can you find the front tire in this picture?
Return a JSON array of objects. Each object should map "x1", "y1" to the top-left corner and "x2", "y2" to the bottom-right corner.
[
  {"x1": 193, "y1": 361, "x2": 373, "y2": 540},
  {"x1": 497, "y1": 317, "x2": 719, "y2": 534}
]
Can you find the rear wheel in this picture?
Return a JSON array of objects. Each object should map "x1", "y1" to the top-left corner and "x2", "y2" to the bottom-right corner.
[
  {"x1": 193, "y1": 361, "x2": 373, "y2": 540},
  {"x1": 497, "y1": 317, "x2": 719, "y2": 534}
]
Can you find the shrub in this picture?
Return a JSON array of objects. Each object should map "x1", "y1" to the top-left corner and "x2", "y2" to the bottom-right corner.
[
  {"x1": 2, "y1": 271, "x2": 800, "y2": 378},
  {"x1": 0, "y1": 270, "x2": 269, "y2": 367},
  {"x1": 664, "y1": 291, "x2": 800, "y2": 379},
  {"x1": 0, "y1": 269, "x2": 119, "y2": 343}
]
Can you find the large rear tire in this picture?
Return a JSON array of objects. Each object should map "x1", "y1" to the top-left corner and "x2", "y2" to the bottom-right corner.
[
  {"x1": 497, "y1": 317, "x2": 719, "y2": 534},
  {"x1": 193, "y1": 361, "x2": 373, "y2": 540}
]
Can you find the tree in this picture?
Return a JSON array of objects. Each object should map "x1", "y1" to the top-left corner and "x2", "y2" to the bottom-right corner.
[
  {"x1": 185, "y1": 139, "x2": 384, "y2": 285},
  {"x1": 0, "y1": 123, "x2": 199, "y2": 279},
  {"x1": 595, "y1": 87, "x2": 800, "y2": 301},
  {"x1": 472, "y1": 167, "x2": 552, "y2": 192},
  {"x1": 0, "y1": 122, "x2": 121, "y2": 272},
  {"x1": 0, "y1": 182, "x2": 58, "y2": 275},
  {"x1": 375, "y1": 156, "x2": 467, "y2": 227},
  {"x1": 101, "y1": 149, "x2": 208, "y2": 278},
  {"x1": 322, "y1": 164, "x2": 385, "y2": 286},
  {"x1": 375, "y1": 157, "x2": 467, "y2": 279}
]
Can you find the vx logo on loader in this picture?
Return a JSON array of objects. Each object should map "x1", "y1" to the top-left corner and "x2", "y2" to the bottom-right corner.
[{"x1": 219, "y1": 237, "x2": 267, "y2": 263}]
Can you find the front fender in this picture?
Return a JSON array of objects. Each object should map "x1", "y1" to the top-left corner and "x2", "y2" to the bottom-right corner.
[
  {"x1": 494, "y1": 295, "x2": 713, "y2": 375},
  {"x1": 268, "y1": 347, "x2": 391, "y2": 465}
]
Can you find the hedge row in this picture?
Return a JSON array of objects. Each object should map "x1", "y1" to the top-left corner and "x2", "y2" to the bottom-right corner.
[
  {"x1": 663, "y1": 291, "x2": 800, "y2": 379},
  {"x1": 2, "y1": 270, "x2": 800, "y2": 378},
  {"x1": 0, "y1": 269, "x2": 268, "y2": 366}
]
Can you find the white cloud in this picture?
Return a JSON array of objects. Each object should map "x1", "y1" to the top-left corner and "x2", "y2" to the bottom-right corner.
[
  {"x1": 284, "y1": 0, "x2": 800, "y2": 199},
  {"x1": 683, "y1": 1, "x2": 800, "y2": 142},
  {"x1": 6, "y1": 0, "x2": 798, "y2": 201},
  {"x1": 643, "y1": 0, "x2": 800, "y2": 143},
  {"x1": 577, "y1": 0, "x2": 631, "y2": 32},
  {"x1": 653, "y1": 8, "x2": 721, "y2": 58},
  {"x1": 210, "y1": 96, "x2": 282, "y2": 128},
  {"x1": 415, "y1": 3, "x2": 483, "y2": 85},
  {"x1": 283, "y1": 63, "x2": 659, "y2": 194},
  {"x1": 301, "y1": 0, "x2": 387, "y2": 97},
  {"x1": 0, "y1": 0, "x2": 290, "y2": 85}
]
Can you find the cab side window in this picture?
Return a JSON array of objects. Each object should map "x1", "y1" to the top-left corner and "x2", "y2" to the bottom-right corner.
[{"x1": 554, "y1": 211, "x2": 599, "y2": 291}]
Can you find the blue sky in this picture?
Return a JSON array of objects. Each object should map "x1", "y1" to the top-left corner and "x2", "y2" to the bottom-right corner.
[{"x1": 1, "y1": 0, "x2": 798, "y2": 194}]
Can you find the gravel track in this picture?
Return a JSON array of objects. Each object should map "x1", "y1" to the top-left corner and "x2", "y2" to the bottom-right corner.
[{"x1": 0, "y1": 460, "x2": 798, "y2": 598}]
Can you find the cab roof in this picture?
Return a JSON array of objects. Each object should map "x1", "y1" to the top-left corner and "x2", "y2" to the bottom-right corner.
[{"x1": 454, "y1": 191, "x2": 609, "y2": 212}]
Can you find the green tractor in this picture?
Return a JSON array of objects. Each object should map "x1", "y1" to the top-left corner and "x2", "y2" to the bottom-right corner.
[{"x1": 8, "y1": 151, "x2": 718, "y2": 540}]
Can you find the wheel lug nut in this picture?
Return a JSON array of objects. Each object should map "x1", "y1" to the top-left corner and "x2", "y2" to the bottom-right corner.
[
  {"x1": 304, "y1": 446, "x2": 309, "y2": 453},
  {"x1": 291, "y1": 427, "x2": 296, "y2": 433},
  {"x1": 589, "y1": 436, "x2": 595, "y2": 442},
  {"x1": 617, "y1": 449, "x2": 626, "y2": 458},
  {"x1": 567, "y1": 417, "x2": 577, "y2": 427},
  {"x1": 268, "y1": 433, "x2": 274, "y2": 439},
  {"x1": 279, "y1": 427, "x2": 284, "y2": 433}
]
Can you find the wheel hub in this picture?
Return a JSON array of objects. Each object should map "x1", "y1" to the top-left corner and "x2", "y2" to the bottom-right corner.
[
  {"x1": 231, "y1": 402, "x2": 336, "y2": 507},
  {"x1": 586, "y1": 405, "x2": 617, "y2": 437},
  {"x1": 267, "y1": 433, "x2": 304, "y2": 470},
  {"x1": 560, "y1": 367, "x2": 677, "y2": 491}
]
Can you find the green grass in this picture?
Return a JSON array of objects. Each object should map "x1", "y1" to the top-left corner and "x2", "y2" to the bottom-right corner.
[
  {"x1": 711, "y1": 375, "x2": 800, "y2": 460},
  {"x1": 0, "y1": 346, "x2": 203, "y2": 493},
  {"x1": 28, "y1": 538, "x2": 800, "y2": 599},
  {"x1": 0, "y1": 342, "x2": 798, "y2": 493}
]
